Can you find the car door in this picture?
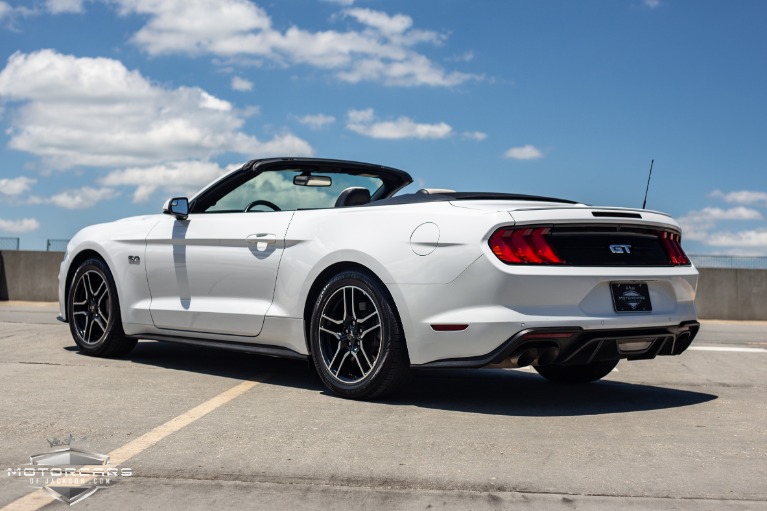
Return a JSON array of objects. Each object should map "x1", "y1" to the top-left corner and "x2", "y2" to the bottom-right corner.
[{"x1": 144, "y1": 210, "x2": 294, "y2": 337}]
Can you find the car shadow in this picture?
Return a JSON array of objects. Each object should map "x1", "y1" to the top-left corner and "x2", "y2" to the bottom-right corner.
[
  {"x1": 391, "y1": 368, "x2": 718, "y2": 417},
  {"x1": 76, "y1": 341, "x2": 717, "y2": 417}
]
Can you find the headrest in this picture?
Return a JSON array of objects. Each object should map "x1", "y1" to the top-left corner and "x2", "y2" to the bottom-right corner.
[{"x1": 335, "y1": 187, "x2": 371, "y2": 207}]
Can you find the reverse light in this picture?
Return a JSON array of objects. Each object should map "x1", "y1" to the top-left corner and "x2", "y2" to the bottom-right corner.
[
  {"x1": 659, "y1": 231, "x2": 690, "y2": 266},
  {"x1": 489, "y1": 227, "x2": 564, "y2": 265}
]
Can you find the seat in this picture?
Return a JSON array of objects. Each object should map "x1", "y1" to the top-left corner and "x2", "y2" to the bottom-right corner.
[{"x1": 335, "y1": 187, "x2": 371, "y2": 207}]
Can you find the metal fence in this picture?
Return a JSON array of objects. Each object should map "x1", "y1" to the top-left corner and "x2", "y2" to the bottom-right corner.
[
  {"x1": 689, "y1": 255, "x2": 767, "y2": 270},
  {"x1": 46, "y1": 239, "x2": 70, "y2": 252},
  {"x1": 0, "y1": 237, "x2": 20, "y2": 250}
]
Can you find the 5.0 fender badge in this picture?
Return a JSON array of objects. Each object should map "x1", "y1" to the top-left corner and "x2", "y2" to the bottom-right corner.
[{"x1": 128, "y1": 255, "x2": 141, "y2": 265}]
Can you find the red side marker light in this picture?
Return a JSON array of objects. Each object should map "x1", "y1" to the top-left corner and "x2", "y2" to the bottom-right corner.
[{"x1": 431, "y1": 324, "x2": 469, "y2": 332}]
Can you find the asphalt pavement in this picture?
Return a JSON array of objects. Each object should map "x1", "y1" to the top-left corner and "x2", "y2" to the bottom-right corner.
[{"x1": 0, "y1": 302, "x2": 765, "y2": 510}]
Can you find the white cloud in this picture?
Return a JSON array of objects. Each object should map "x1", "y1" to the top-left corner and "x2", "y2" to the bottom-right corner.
[
  {"x1": 29, "y1": 187, "x2": 120, "y2": 209},
  {"x1": 710, "y1": 189, "x2": 767, "y2": 207},
  {"x1": 706, "y1": 229, "x2": 767, "y2": 248},
  {"x1": 0, "y1": 2, "x2": 11, "y2": 20},
  {"x1": 447, "y1": 51, "x2": 475, "y2": 63},
  {"x1": 0, "y1": 176, "x2": 36, "y2": 196},
  {"x1": 100, "y1": 160, "x2": 240, "y2": 203},
  {"x1": 323, "y1": 0, "x2": 356, "y2": 5},
  {"x1": 462, "y1": 131, "x2": 487, "y2": 141},
  {"x1": 0, "y1": 50, "x2": 312, "y2": 170},
  {"x1": 504, "y1": 144, "x2": 543, "y2": 160},
  {"x1": 123, "y1": 0, "x2": 272, "y2": 56},
  {"x1": 344, "y1": 8, "x2": 413, "y2": 36},
  {"x1": 231, "y1": 76, "x2": 253, "y2": 91},
  {"x1": 0, "y1": 217, "x2": 40, "y2": 233},
  {"x1": 110, "y1": 0, "x2": 478, "y2": 87},
  {"x1": 46, "y1": 0, "x2": 83, "y2": 14},
  {"x1": 0, "y1": 1, "x2": 35, "y2": 23},
  {"x1": 643, "y1": 0, "x2": 661, "y2": 8},
  {"x1": 679, "y1": 206, "x2": 763, "y2": 241},
  {"x1": 298, "y1": 113, "x2": 336, "y2": 130},
  {"x1": 346, "y1": 108, "x2": 452, "y2": 139},
  {"x1": 695, "y1": 207, "x2": 763, "y2": 221},
  {"x1": 337, "y1": 53, "x2": 474, "y2": 87}
]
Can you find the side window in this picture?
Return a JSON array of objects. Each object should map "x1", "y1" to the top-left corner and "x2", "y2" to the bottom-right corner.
[{"x1": 202, "y1": 170, "x2": 383, "y2": 213}]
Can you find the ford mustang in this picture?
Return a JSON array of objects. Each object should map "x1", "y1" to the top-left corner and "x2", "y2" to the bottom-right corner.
[{"x1": 58, "y1": 157, "x2": 699, "y2": 399}]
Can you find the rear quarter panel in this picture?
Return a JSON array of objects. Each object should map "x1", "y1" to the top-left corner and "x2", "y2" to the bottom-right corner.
[{"x1": 270, "y1": 203, "x2": 515, "y2": 336}]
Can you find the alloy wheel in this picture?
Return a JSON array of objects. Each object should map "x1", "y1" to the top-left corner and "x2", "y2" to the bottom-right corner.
[
  {"x1": 317, "y1": 285, "x2": 383, "y2": 384},
  {"x1": 71, "y1": 270, "x2": 111, "y2": 346}
]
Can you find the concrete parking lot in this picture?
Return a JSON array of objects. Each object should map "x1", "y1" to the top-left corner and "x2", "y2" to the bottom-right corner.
[{"x1": 0, "y1": 302, "x2": 765, "y2": 510}]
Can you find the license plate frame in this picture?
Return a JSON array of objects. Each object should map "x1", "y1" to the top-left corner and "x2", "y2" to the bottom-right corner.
[{"x1": 610, "y1": 282, "x2": 652, "y2": 312}]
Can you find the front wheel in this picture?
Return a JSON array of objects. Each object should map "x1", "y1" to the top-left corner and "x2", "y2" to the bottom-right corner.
[
  {"x1": 67, "y1": 258, "x2": 137, "y2": 357},
  {"x1": 309, "y1": 270, "x2": 409, "y2": 399},
  {"x1": 534, "y1": 359, "x2": 619, "y2": 384}
]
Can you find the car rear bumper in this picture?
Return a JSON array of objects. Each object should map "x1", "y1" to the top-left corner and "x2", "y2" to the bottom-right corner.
[
  {"x1": 417, "y1": 320, "x2": 700, "y2": 368},
  {"x1": 393, "y1": 254, "x2": 699, "y2": 365}
]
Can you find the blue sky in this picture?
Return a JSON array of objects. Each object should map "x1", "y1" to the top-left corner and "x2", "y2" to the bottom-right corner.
[{"x1": 0, "y1": 0, "x2": 765, "y2": 254}]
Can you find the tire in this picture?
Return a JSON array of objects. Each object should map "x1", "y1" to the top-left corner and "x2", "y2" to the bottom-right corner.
[
  {"x1": 309, "y1": 270, "x2": 409, "y2": 399},
  {"x1": 67, "y1": 258, "x2": 137, "y2": 357},
  {"x1": 534, "y1": 359, "x2": 619, "y2": 384}
]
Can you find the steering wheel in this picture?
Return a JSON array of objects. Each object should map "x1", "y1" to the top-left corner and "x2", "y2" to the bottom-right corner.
[{"x1": 244, "y1": 200, "x2": 281, "y2": 212}]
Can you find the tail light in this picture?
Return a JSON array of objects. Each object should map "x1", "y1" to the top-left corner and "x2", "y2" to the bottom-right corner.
[
  {"x1": 489, "y1": 227, "x2": 564, "y2": 264},
  {"x1": 659, "y1": 231, "x2": 690, "y2": 265},
  {"x1": 489, "y1": 226, "x2": 691, "y2": 266}
]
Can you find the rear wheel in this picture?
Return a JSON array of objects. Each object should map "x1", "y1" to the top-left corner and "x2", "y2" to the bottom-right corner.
[
  {"x1": 310, "y1": 270, "x2": 409, "y2": 399},
  {"x1": 67, "y1": 258, "x2": 137, "y2": 357},
  {"x1": 534, "y1": 359, "x2": 618, "y2": 384}
]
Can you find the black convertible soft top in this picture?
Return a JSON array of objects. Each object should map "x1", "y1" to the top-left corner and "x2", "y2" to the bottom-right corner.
[{"x1": 366, "y1": 191, "x2": 578, "y2": 207}]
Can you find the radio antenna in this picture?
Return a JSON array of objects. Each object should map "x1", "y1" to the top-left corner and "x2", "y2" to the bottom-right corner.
[{"x1": 642, "y1": 159, "x2": 654, "y2": 209}]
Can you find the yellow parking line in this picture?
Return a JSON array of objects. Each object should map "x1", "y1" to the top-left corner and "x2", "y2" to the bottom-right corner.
[{"x1": 1, "y1": 378, "x2": 266, "y2": 511}]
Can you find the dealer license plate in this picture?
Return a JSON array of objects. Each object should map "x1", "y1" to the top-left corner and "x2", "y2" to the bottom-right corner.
[{"x1": 610, "y1": 283, "x2": 652, "y2": 312}]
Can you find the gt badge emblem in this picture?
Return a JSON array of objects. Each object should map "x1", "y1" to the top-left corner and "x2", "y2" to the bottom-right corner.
[{"x1": 609, "y1": 244, "x2": 631, "y2": 254}]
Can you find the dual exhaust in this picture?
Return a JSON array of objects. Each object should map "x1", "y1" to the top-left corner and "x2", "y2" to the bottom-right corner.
[
  {"x1": 489, "y1": 345, "x2": 560, "y2": 369},
  {"x1": 510, "y1": 346, "x2": 560, "y2": 367}
]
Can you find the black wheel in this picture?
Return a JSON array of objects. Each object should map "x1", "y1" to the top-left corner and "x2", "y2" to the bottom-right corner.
[
  {"x1": 309, "y1": 270, "x2": 409, "y2": 399},
  {"x1": 534, "y1": 359, "x2": 619, "y2": 384},
  {"x1": 67, "y1": 258, "x2": 137, "y2": 357}
]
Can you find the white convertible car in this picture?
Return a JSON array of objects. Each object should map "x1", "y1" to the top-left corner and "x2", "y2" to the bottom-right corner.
[{"x1": 58, "y1": 158, "x2": 699, "y2": 399}]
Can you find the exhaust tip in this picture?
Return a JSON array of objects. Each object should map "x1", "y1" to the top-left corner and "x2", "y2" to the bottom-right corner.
[
  {"x1": 510, "y1": 347, "x2": 539, "y2": 368},
  {"x1": 534, "y1": 346, "x2": 560, "y2": 366},
  {"x1": 673, "y1": 332, "x2": 693, "y2": 354}
]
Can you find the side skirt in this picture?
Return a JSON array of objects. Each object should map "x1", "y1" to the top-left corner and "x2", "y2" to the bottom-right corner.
[{"x1": 126, "y1": 333, "x2": 308, "y2": 360}]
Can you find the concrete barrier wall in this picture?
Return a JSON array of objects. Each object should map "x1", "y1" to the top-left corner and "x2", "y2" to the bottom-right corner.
[
  {"x1": 695, "y1": 268, "x2": 767, "y2": 321},
  {"x1": 0, "y1": 251, "x2": 63, "y2": 302},
  {"x1": 0, "y1": 251, "x2": 765, "y2": 321}
]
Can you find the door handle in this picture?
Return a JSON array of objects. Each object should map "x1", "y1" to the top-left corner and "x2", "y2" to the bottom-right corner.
[
  {"x1": 247, "y1": 233, "x2": 276, "y2": 244},
  {"x1": 246, "y1": 233, "x2": 277, "y2": 251}
]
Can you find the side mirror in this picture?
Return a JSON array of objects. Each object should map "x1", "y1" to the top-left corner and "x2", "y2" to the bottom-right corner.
[{"x1": 163, "y1": 197, "x2": 189, "y2": 220}]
